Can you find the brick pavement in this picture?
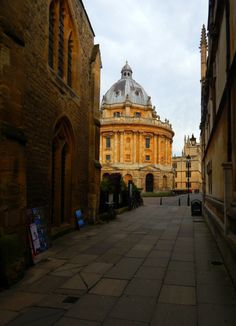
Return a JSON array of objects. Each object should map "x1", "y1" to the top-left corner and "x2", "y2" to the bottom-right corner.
[{"x1": 0, "y1": 198, "x2": 236, "y2": 325}]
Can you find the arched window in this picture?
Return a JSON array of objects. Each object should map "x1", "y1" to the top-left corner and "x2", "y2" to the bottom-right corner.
[
  {"x1": 67, "y1": 33, "x2": 73, "y2": 86},
  {"x1": 48, "y1": 0, "x2": 77, "y2": 89},
  {"x1": 48, "y1": 1, "x2": 55, "y2": 68},
  {"x1": 58, "y1": 0, "x2": 65, "y2": 77},
  {"x1": 146, "y1": 173, "x2": 154, "y2": 192}
]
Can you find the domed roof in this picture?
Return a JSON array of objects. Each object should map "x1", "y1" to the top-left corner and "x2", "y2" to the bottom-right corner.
[{"x1": 102, "y1": 62, "x2": 151, "y2": 106}]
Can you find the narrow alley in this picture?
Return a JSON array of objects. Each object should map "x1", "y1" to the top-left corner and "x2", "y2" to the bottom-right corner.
[{"x1": 0, "y1": 198, "x2": 236, "y2": 326}]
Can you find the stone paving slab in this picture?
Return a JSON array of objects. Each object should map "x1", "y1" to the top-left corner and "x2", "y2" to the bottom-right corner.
[
  {"x1": 124, "y1": 278, "x2": 162, "y2": 297},
  {"x1": 59, "y1": 274, "x2": 87, "y2": 291},
  {"x1": 65, "y1": 294, "x2": 117, "y2": 321},
  {"x1": 143, "y1": 257, "x2": 169, "y2": 268},
  {"x1": 82, "y1": 262, "x2": 113, "y2": 274},
  {"x1": 0, "y1": 310, "x2": 19, "y2": 326},
  {"x1": 50, "y1": 263, "x2": 83, "y2": 277},
  {"x1": 168, "y1": 260, "x2": 194, "y2": 272},
  {"x1": 159, "y1": 285, "x2": 196, "y2": 305},
  {"x1": 105, "y1": 258, "x2": 143, "y2": 280},
  {"x1": 89, "y1": 278, "x2": 127, "y2": 296},
  {"x1": 7, "y1": 307, "x2": 64, "y2": 326},
  {"x1": 164, "y1": 269, "x2": 195, "y2": 286},
  {"x1": 108, "y1": 296, "x2": 156, "y2": 323},
  {"x1": 55, "y1": 317, "x2": 101, "y2": 326},
  {"x1": 151, "y1": 303, "x2": 197, "y2": 326},
  {"x1": 197, "y1": 284, "x2": 236, "y2": 304},
  {"x1": 68, "y1": 254, "x2": 98, "y2": 265},
  {"x1": 0, "y1": 292, "x2": 46, "y2": 311},
  {"x1": 198, "y1": 304, "x2": 236, "y2": 326},
  {"x1": 135, "y1": 266, "x2": 166, "y2": 280},
  {"x1": 103, "y1": 318, "x2": 148, "y2": 326}
]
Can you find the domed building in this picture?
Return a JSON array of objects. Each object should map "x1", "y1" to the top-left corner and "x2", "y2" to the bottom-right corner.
[{"x1": 100, "y1": 62, "x2": 174, "y2": 192}]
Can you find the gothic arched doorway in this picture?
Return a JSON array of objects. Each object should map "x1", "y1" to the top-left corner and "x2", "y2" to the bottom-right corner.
[
  {"x1": 51, "y1": 117, "x2": 74, "y2": 226},
  {"x1": 146, "y1": 173, "x2": 154, "y2": 192}
]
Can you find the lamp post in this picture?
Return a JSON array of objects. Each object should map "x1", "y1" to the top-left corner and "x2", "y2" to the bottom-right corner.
[{"x1": 186, "y1": 154, "x2": 191, "y2": 206}]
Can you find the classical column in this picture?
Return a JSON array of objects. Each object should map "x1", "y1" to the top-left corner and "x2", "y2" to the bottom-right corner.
[
  {"x1": 100, "y1": 133, "x2": 103, "y2": 164},
  {"x1": 165, "y1": 137, "x2": 168, "y2": 164},
  {"x1": 157, "y1": 136, "x2": 161, "y2": 164},
  {"x1": 139, "y1": 132, "x2": 143, "y2": 163},
  {"x1": 133, "y1": 132, "x2": 137, "y2": 163},
  {"x1": 114, "y1": 132, "x2": 118, "y2": 162},
  {"x1": 120, "y1": 131, "x2": 124, "y2": 163},
  {"x1": 154, "y1": 134, "x2": 157, "y2": 164}
]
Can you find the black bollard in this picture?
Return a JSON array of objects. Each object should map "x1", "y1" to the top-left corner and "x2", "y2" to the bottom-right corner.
[
  {"x1": 178, "y1": 198, "x2": 181, "y2": 206},
  {"x1": 160, "y1": 197, "x2": 162, "y2": 205}
]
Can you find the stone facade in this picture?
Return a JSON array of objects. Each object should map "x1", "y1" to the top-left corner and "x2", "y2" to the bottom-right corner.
[
  {"x1": 0, "y1": 0, "x2": 101, "y2": 283},
  {"x1": 200, "y1": 1, "x2": 236, "y2": 238},
  {"x1": 172, "y1": 135, "x2": 202, "y2": 192},
  {"x1": 100, "y1": 63, "x2": 174, "y2": 192}
]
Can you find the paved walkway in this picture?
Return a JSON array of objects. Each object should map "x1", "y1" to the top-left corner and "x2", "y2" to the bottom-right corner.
[{"x1": 0, "y1": 198, "x2": 236, "y2": 325}]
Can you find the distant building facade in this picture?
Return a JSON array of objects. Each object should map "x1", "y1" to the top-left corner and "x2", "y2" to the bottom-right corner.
[
  {"x1": 0, "y1": 0, "x2": 101, "y2": 283},
  {"x1": 200, "y1": 2, "x2": 236, "y2": 242},
  {"x1": 172, "y1": 135, "x2": 202, "y2": 193},
  {"x1": 100, "y1": 62, "x2": 174, "y2": 192}
]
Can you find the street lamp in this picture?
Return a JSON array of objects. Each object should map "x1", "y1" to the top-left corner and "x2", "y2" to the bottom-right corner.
[{"x1": 186, "y1": 154, "x2": 191, "y2": 206}]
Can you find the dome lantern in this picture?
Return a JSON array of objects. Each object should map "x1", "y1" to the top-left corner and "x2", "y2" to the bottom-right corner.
[{"x1": 121, "y1": 61, "x2": 133, "y2": 79}]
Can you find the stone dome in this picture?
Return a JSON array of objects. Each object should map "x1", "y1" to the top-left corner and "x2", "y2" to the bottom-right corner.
[{"x1": 102, "y1": 62, "x2": 151, "y2": 106}]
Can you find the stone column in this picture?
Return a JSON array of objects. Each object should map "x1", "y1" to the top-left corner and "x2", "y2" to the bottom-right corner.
[
  {"x1": 139, "y1": 132, "x2": 143, "y2": 163},
  {"x1": 165, "y1": 137, "x2": 168, "y2": 164},
  {"x1": 100, "y1": 134, "x2": 103, "y2": 164},
  {"x1": 120, "y1": 131, "x2": 124, "y2": 163},
  {"x1": 133, "y1": 132, "x2": 137, "y2": 163},
  {"x1": 157, "y1": 136, "x2": 161, "y2": 164},
  {"x1": 222, "y1": 162, "x2": 233, "y2": 235},
  {"x1": 154, "y1": 134, "x2": 157, "y2": 164},
  {"x1": 114, "y1": 132, "x2": 118, "y2": 162}
]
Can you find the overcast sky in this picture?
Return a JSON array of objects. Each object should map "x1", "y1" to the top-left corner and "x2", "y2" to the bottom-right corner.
[{"x1": 83, "y1": 0, "x2": 209, "y2": 155}]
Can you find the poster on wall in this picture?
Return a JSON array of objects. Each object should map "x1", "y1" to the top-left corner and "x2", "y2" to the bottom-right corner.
[
  {"x1": 29, "y1": 223, "x2": 41, "y2": 255},
  {"x1": 27, "y1": 206, "x2": 49, "y2": 257}
]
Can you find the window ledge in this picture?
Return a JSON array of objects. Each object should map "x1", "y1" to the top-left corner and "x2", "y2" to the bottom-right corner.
[{"x1": 48, "y1": 67, "x2": 80, "y2": 103}]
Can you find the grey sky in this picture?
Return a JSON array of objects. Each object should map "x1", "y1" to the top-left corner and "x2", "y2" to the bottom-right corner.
[{"x1": 83, "y1": 0, "x2": 209, "y2": 155}]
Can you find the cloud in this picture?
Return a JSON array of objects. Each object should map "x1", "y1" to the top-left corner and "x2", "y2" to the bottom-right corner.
[{"x1": 83, "y1": 0, "x2": 208, "y2": 155}]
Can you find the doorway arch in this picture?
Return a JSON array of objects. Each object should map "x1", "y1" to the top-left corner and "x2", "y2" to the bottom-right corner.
[
  {"x1": 51, "y1": 117, "x2": 74, "y2": 226},
  {"x1": 146, "y1": 173, "x2": 154, "y2": 192},
  {"x1": 163, "y1": 175, "x2": 167, "y2": 189}
]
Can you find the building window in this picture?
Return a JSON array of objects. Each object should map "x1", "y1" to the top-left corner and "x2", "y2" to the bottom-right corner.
[
  {"x1": 186, "y1": 171, "x2": 191, "y2": 178},
  {"x1": 114, "y1": 112, "x2": 121, "y2": 117},
  {"x1": 145, "y1": 137, "x2": 150, "y2": 148},
  {"x1": 48, "y1": 1, "x2": 55, "y2": 68},
  {"x1": 106, "y1": 155, "x2": 111, "y2": 161},
  {"x1": 207, "y1": 160, "x2": 212, "y2": 194},
  {"x1": 175, "y1": 182, "x2": 177, "y2": 188},
  {"x1": 175, "y1": 171, "x2": 177, "y2": 177},
  {"x1": 48, "y1": 0, "x2": 77, "y2": 89},
  {"x1": 135, "y1": 112, "x2": 141, "y2": 117},
  {"x1": 106, "y1": 137, "x2": 111, "y2": 148},
  {"x1": 186, "y1": 182, "x2": 191, "y2": 188},
  {"x1": 172, "y1": 162, "x2": 177, "y2": 169},
  {"x1": 125, "y1": 154, "x2": 131, "y2": 160},
  {"x1": 145, "y1": 155, "x2": 150, "y2": 161},
  {"x1": 58, "y1": 2, "x2": 64, "y2": 78},
  {"x1": 67, "y1": 34, "x2": 73, "y2": 87}
]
